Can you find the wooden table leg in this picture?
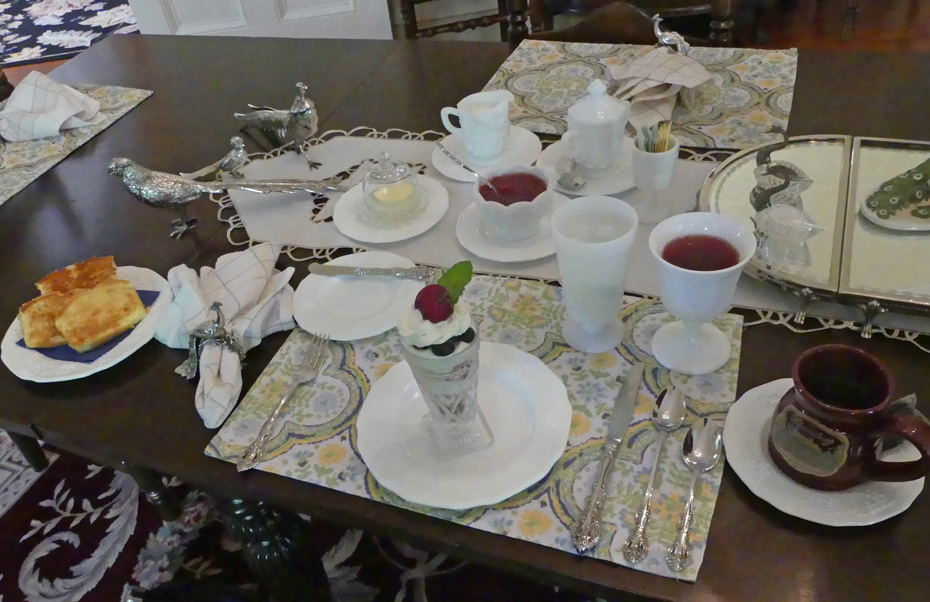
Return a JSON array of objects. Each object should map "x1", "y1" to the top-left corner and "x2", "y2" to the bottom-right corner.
[
  {"x1": 8, "y1": 431, "x2": 49, "y2": 472},
  {"x1": 118, "y1": 461, "x2": 183, "y2": 521},
  {"x1": 215, "y1": 497, "x2": 333, "y2": 602}
]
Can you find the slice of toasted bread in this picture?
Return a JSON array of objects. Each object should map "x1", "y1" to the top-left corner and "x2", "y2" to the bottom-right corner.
[
  {"x1": 36, "y1": 256, "x2": 118, "y2": 295},
  {"x1": 55, "y1": 279, "x2": 148, "y2": 353},
  {"x1": 18, "y1": 290, "x2": 85, "y2": 348}
]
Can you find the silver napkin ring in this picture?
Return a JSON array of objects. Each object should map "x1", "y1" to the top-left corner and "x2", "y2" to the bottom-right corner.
[{"x1": 175, "y1": 302, "x2": 246, "y2": 379}]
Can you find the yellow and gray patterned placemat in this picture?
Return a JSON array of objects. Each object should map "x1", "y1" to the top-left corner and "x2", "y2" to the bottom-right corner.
[
  {"x1": 483, "y1": 40, "x2": 797, "y2": 150},
  {"x1": 0, "y1": 84, "x2": 151, "y2": 207},
  {"x1": 207, "y1": 275, "x2": 743, "y2": 581}
]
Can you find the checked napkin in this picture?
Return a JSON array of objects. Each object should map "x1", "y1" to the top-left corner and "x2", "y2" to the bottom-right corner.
[
  {"x1": 0, "y1": 72, "x2": 105, "y2": 141},
  {"x1": 608, "y1": 47, "x2": 712, "y2": 132},
  {"x1": 155, "y1": 243, "x2": 296, "y2": 429}
]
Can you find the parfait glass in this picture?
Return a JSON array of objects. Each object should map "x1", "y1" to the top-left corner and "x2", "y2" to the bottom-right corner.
[
  {"x1": 648, "y1": 212, "x2": 756, "y2": 375},
  {"x1": 552, "y1": 196, "x2": 639, "y2": 353},
  {"x1": 400, "y1": 317, "x2": 494, "y2": 457}
]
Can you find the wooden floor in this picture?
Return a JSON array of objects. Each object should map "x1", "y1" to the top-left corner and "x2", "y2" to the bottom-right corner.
[{"x1": 2, "y1": 0, "x2": 929, "y2": 86}]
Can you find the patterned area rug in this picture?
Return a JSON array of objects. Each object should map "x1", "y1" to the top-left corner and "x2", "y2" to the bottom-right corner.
[
  {"x1": 0, "y1": 430, "x2": 594, "y2": 601},
  {"x1": 0, "y1": 1, "x2": 138, "y2": 68}
]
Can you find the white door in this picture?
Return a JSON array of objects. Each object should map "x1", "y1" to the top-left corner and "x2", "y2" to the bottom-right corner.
[{"x1": 127, "y1": 0, "x2": 392, "y2": 40}]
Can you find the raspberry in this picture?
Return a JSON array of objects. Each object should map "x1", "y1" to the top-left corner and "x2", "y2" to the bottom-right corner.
[{"x1": 414, "y1": 284, "x2": 454, "y2": 323}]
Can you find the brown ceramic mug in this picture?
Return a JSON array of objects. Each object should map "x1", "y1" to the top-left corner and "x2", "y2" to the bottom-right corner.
[{"x1": 768, "y1": 344, "x2": 930, "y2": 491}]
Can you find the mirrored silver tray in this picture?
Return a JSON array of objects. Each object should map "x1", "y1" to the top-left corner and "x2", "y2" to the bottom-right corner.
[{"x1": 700, "y1": 135, "x2": 930, "y2": 336}]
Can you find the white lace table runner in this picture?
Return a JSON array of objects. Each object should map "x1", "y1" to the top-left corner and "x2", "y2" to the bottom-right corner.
[
  {"x1": 207, "y1": 279, "x2": 743, "y2": 582},
  {"x1": 482, "y1": 41, "x2": 797, "y2": 150},
  {"x1": 213, "y1": 130, "x2": 930, "y2": 340},
  {"x1": 0, "y1": 84, "x2": 152, "y2": 207}
]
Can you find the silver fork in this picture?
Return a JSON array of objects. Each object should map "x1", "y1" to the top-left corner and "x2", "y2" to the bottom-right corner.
[{"x1": 236, "y1": 333, "x2": 330, "y2": 472}]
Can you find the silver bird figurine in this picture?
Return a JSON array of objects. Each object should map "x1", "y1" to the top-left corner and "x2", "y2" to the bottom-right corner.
[
  {"x1": 180, "y1": 136, "x2": 248, "y2": 180},
  {"x1": 235, "y1": 82, "x2": 320, "y2": 169},
  {"x1": 108, "y1": 157, "x2": 349, "y2": 238},
  {"x1": 653, "y1": 15, "x2": 690, "y2": 55}
]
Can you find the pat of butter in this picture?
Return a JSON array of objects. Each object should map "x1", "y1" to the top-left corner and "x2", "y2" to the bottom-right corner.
[{"x1": 372, "y1": 181, "x2": 415, "y2": 203}]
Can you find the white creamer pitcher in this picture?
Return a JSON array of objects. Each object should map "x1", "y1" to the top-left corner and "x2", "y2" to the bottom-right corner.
[
  {"x1": 440, "y1": 90, "x2": 514, "y2": 165},
  {"x1": 562, "y1": 80, "x2": 630, "y2": 179}
]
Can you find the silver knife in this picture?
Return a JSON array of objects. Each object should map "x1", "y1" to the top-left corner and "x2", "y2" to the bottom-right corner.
[
  {"x1": 307, "y1": 264, "x2": 439, "y2": 281},
  {"x1": 569, "y1": 361, "x2": 646, "y2": 553}
]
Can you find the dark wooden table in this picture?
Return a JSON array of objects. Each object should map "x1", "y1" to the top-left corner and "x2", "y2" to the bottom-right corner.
[{"x1": 3, "y1": 34, "x2": 930, "y2": 602}]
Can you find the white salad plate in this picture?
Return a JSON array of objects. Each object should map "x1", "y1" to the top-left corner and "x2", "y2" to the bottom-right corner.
[
  {"x1": 293, "y1": 251, "x2": 424, "y2": 341},
  {"x1": 536, "y1": 138, "x2": 635, "y2": 196},
  {"x1": 1, "y1": 266, "x2": 172, "y2": 383},
  {"x1": 431, "y1": 126, "x2": 543, "y2": 182},
  {"x1": 357, "y1": 342, "x2": 572, "y2": 510},
  {"x1": 455, "y1": 198, "x2": 563, "y2": 263},
  {"x1": 724, "y1": 378, "x2": 924, "y2": 527},
  {"x1": 333, "y1": 175, "x2": 448, "y2": 244}
]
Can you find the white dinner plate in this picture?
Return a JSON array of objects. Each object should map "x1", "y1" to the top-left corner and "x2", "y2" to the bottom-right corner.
[
  {"x1": 724, "y1": 378, "x2": 924, "y2": 527},
  {"x1": 537, "y1": 138, "x2": 635, "y2": 196},
  {"x1": 357, "y1": 342, "x2": 571, "y2": 510},
  {"x1": 431, "y1": 126, "x2": 543, "y2": 182},
  {"x1": 1, "y1": 266, "x2": 172, "y2": 383},
  {"x1": 293, "y1": 251, "x2": 424, "y2": 341},
  {"x1": 333, "y1": 175, "x2": 449, "y2": 244},
  {"x1": 455, "y1": 199, "x2": 561, "y2": 263}
]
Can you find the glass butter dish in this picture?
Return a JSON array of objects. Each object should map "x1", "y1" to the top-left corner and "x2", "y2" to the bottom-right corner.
[{"x1": 362, "y1": 152, "x2": 426, "y2": 226}]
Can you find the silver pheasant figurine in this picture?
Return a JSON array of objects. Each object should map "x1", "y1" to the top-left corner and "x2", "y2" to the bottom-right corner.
[
  {"x1": 235, "y1": 82, "x2": 320, "y2": 169},
  {"x1": 108, "y1": 157, "x2": 349, "y2": 238},
  {"x1": 180, "y1": 136, "x2": 248, "y2": 180},
  {"x1": 653, "y1": 15, "x2": 690, "y2": 55}
]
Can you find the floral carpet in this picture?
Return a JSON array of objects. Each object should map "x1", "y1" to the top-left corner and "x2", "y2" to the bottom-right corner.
[
  {"x1": 0, "y1": 430, "x2": 598, "y2": 602},
  {"x1": 0, "y1": 0, "x2": 138, "y2": 68}
]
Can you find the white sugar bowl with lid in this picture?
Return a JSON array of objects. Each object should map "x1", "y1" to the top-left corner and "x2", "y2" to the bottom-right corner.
[
  {"x1": 562, "y1": 79, "x2": 631, "y2": 179},
  {"x1": 362, "y1": 152, "x2": 426, "y2": 225}
]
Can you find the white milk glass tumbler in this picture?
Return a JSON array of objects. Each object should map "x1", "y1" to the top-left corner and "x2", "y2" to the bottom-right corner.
[{"x1": 552, "y1": 196, "x2": 639, "y2": 353}]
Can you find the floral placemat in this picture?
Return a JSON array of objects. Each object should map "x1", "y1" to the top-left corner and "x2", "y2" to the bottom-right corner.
[
  {"x1": 482, "y1": 40, "x2": 797, "y2": 150},
  {"x1": 207, "y1": 276, "x2": 743, "y2": 581},
  {"x1": 0, "y1": 84, "x2": 152, "y2": 207}
]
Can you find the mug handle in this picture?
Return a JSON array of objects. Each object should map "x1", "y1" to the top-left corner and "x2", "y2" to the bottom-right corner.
[
  {"x1": 867, "y1": 411, "x2": 930, "y2": 482},
  {"x1": 440, "y1": 107, "x2": 462, "y2": 136}
]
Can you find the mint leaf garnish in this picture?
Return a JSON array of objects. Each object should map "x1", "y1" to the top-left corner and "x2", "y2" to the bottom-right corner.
[{"x1": 437, "y1": 261, "x2": 472, "y2": 305}]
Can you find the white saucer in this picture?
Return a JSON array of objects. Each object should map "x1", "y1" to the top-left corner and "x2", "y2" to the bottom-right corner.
[
  {"x1": 1, "y1": 266, "x2": 172, "y2": 383},
  {"x1": 536, "y1": 138, "x2": 635, "y2": 196},
  {"x1": 333, "y1": 175, "x2": 448, "y2": 244},
  {"x1": 293, "y1": 251, "x2": 423, "y2": 341},
  {"x1": 357, "y1": 342, "x2": 571, "y2": 510},
  {"x1": 724, "y1": 379, "x2": 924, "y2": 527},
  {"x1": 431, "y1": 126, "x2": 543, "y2": 182},
  {"x1": 455, "y1": 196, "x2": 565, "y2": 263}
]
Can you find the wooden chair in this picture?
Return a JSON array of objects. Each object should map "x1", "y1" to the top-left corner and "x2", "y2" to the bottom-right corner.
[
  {"x1": 529, "y1": 0, "x2": 742, "y2": 45},
  {"x1": 398, "y1": 0, "x2": 530, "y2": 45}
]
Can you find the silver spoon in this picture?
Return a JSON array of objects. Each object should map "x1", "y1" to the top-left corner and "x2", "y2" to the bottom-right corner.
[
  {"x1": 436, "y1": 141, "x2": 500, "y2": 199},
  {"x1": 666, "y1": 417, "x2": 723, "y2": 572},
  {"x1": 622, "y1": 387, "x2": 687, "y2": 564},
  {"x1": 557, "y1": 159, "x2": 586, "y2": 191}
]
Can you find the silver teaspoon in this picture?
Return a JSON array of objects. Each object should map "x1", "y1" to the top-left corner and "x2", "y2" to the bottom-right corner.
[
  {"x1": 436, "y1": 141, "x2": 500, "y2": 199},
  {"x1": 622, "y1": 387, "x2": 687, "y2": 564},
  {"x1": 666, "y1": 417, "x2": 723, "y2": 572}
]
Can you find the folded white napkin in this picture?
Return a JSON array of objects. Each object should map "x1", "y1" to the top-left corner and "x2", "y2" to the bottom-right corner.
[
  {"x1": 608, "y1": 47, "x2": 712, "y2": 132},
  {"x1": 155, "y1": 243, "x2": 296, "y2": 429},
  {"x1": 0, "y1": 71, "x2": 105, "y2": 142}
]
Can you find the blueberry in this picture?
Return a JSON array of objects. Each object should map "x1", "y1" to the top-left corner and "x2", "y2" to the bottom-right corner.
[
  {"x1": 457, "y1": 328, "x2": 475, "y2": 343},
  {"x1": 431, "y1": 341, "x2": 456, "y2": 356}
]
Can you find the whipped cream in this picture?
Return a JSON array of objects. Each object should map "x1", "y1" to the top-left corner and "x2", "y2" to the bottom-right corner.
[{"x1": 397, "y1": 302, "x2": 470, "y2": 347}]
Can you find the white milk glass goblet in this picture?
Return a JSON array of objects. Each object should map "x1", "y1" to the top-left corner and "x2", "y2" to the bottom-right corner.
[
  {"x1": 648, "y1": 212, "x2": 756, "y2": 375},
  {"x1": 631, "y1": 134, "x2": 680, "y2": 225},
  {"x1": 552, "y1": 196, "x2": 639, "y2": 353}
]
